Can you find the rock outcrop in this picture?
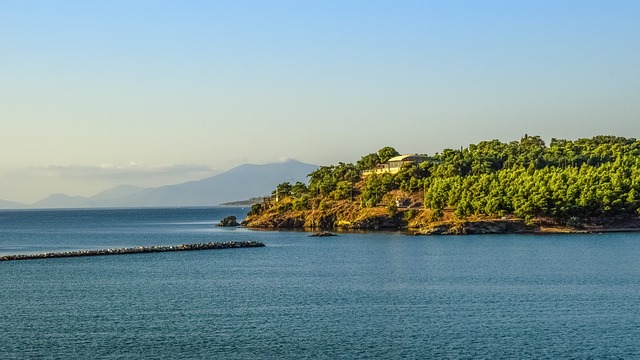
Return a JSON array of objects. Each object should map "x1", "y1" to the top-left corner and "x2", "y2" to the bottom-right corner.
[
  {"x1": 217, "y1": 216, "x2": 240, "y2": 227},
  {"x1": 417, "y1": 220, "x2": 534, "y2": 235},
  {"x1": 309, "y1": 231, "x2": 337, "y2": 237}
]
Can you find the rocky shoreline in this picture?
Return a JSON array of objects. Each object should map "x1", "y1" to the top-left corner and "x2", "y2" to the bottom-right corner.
[
  {"x1": 243, "y1": 206, "x2": 640, "y2": 235},
  {"x1": 0, "y1": 241, "x2": 265, "y2": 261}
]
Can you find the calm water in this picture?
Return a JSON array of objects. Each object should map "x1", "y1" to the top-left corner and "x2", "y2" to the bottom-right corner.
[{"x1": 1, "y1": 208, "x2": 639, "y2": 359}]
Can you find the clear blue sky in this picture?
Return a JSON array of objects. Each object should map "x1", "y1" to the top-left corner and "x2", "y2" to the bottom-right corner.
[{"x1": 1, "y1": 0, "x2": 639, "y2": 203}]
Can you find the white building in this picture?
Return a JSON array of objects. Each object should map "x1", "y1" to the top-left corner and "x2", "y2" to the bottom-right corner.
[{"x1": 362, "y1": 154, "x2": 427, "y2": 175}]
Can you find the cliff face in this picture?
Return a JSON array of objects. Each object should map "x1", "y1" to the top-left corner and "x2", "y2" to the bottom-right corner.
[
  {"x1": 242, "y1": 198, "x2": 640, "y2": 235},
  {"x1": 242, "y1": 199, "x2": 407, "y2": 230},
  {"x1": 241, "y1": 197, "x2": 535, "y2": 233},
  {"x1": 417, "y1": 219, "x2": 534, "y2": 235}
]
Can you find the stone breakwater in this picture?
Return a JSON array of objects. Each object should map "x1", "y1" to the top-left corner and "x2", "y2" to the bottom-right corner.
[{"x1": 0, "y1": 241, "x2": 265, "y2": 261}]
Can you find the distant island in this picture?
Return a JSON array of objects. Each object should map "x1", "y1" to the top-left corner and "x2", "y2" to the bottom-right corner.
[
  {"x1": 220, "y1": 197, "x2": 264, "y2": 206},
  {"x1": 243, "y1": 135, "x2": 640, "y2": 234}
]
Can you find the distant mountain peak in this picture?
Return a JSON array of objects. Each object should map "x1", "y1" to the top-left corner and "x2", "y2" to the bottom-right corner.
[
  {"x1": 27, "y1": 160, "x2": 319, "y2": 209},
  {"x1": 90, "y1": 185, "x2": 146, "y2": 201},
  {"x1": 277, "y1": 157, "x2": 301, "y2": 163},
  {"x1": 32, "y1": 193, "x2": 90, "y2": 209},
  {"x1": 0, "y1": 198, "x2": 25, "y2": 209}
]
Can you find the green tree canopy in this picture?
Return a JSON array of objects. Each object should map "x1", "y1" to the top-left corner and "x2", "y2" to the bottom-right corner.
[
  {"x1": 378, "y1": 146, "x2": 400, "y2": 163},
  {"x1": 269, "y1": 135, "x2": 640, "y2": 223}
]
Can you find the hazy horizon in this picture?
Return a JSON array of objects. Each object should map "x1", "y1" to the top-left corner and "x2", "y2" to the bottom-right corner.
[
  {"x1": 2, "y1": 1, "x2": 638, "y2": 203},
  {"x1": 2, "y1": 158, "x2": 319, "y2": 205}
]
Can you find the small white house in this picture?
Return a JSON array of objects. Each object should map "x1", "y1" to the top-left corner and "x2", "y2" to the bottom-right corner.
[{"x1": 363, "y1": 154, "x2": 427, "y2": 175}]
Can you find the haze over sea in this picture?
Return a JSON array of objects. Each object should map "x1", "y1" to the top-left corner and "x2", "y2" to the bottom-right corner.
[{"x1": 1, "y1": 207, "x2": 639, "y2": 359}]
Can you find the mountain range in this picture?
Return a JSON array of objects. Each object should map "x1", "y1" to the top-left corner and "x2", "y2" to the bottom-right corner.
[{"x1": 1, "y1": 160, "x2": 318, "y2": 209}]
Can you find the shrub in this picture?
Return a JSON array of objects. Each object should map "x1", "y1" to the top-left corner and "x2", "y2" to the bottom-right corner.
[
  {"x1": 430, "y1": 208, "x2": 444, "y2": 221},
  {"x1": 403, "y1": 209, "x2": 418, "y2": 221},
  {"x1": 387, "y1": 203, "x2": 398, "y2": 217},
  {"x1": 276, "y1": 202, "x2": 292, "y2": 213},
  {"x1": 293, "y1": 196, "x2": 310, "y2": 211},
  {"x1": 567, "y1": 216, "x2": 584, "y2": 229},
  {"x1": 319, "y1": 199, "x2": 332, "y2": 210},
  {"x1": 249, "y1": 203, "x2": 263, "y2": 215}
]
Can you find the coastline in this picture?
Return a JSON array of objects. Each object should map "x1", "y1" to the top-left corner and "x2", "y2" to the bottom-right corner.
[{"x1": 242, "y1": 205, "x2": 640, "y2": 236}]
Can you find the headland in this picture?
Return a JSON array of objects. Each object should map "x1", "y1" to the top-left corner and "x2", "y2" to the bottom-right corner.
[{"x1": 242, "y1": 136, "x2": 640, "y2": 235}]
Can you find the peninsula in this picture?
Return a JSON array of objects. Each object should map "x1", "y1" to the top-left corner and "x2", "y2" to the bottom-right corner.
[{"x1": 243, "y1": 135, "x2": 640, "y2": 234}]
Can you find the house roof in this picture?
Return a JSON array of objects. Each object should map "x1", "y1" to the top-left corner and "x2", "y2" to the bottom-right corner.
[{"x1": 388, "y1": 154, "x2": 427, "y2": 163}]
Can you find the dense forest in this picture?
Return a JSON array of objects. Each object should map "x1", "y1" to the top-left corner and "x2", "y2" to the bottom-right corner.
[{"x1": 248, "y1": 136, "x2": 640, "y2": 230}]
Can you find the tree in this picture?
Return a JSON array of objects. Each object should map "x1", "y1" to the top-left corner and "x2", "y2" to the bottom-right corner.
[
  {"x1": 272, "y1": 182, "x2": 292, "y2": 198},
  {"x1": 378, "y1": 146, "x2": 400, "y2": 163},
  {"x1": 356, "y1": 153, "x2": 380, "y2": 171},
  {"x1": 291, "y1": 182, "x2": 309, "y2": 198},
  {"x1": 308, "y1": 166, "x2": 337, "y2": 196},
  {"x1": 361, "y1": 174, "x2": 393, "y2": 207}
]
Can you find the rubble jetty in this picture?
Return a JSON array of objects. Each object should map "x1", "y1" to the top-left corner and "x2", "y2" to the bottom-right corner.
[{"x1": 0, "y1": 241, "x2": 265, "y2": 261}]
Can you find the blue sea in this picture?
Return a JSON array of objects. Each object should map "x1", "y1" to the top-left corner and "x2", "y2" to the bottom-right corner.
[{"x1": 1, "y1": 207, "x2": 640, "y2": 359}]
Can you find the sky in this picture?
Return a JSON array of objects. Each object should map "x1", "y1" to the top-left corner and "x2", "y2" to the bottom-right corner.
[{"x1": 1, "y1": 0, "x2": 639, "y2": 204}]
